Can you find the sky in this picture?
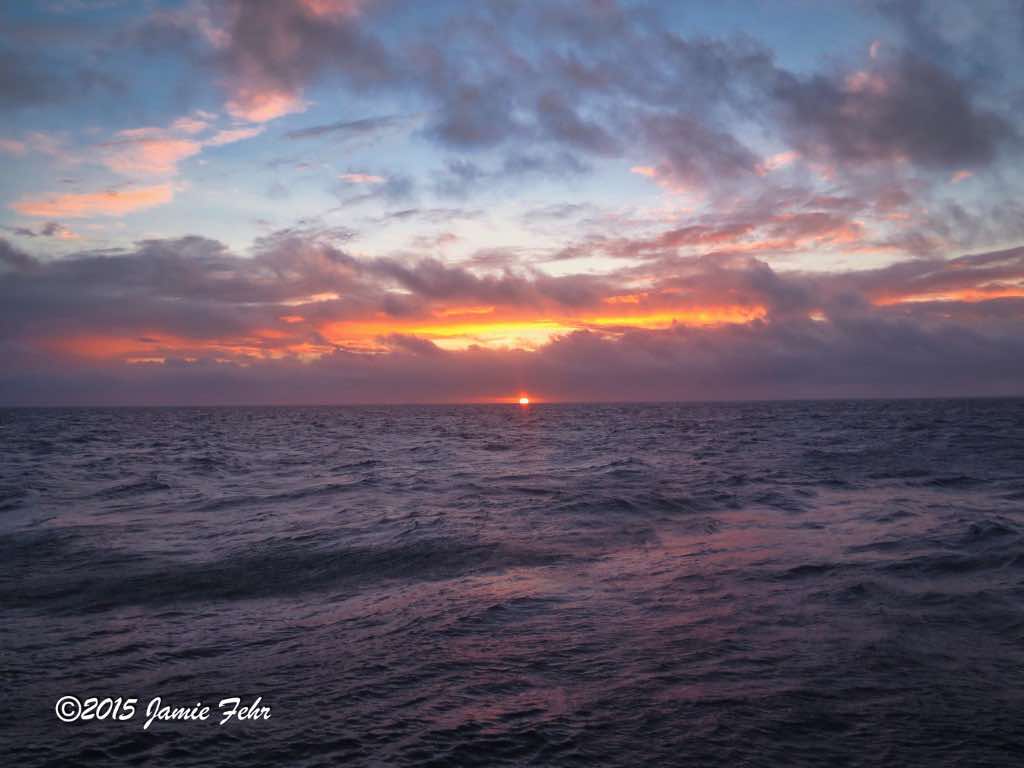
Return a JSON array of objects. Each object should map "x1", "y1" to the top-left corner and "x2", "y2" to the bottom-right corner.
[{"x1": 1, "y1": 0, "x2": 1024, "y2": 404}]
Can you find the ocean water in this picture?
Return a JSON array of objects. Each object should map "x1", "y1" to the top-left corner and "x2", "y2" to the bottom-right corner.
[{"x1": 2, "y1": 400, "x2": 1024, "y2": 766}]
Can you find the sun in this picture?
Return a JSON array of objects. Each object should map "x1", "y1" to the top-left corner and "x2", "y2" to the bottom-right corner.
[{"x1": 518, "y1": 396, "x2": 530, "y2": 405}]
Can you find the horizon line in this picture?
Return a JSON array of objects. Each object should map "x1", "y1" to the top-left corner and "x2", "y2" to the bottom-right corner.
[{"x1": 2, "y1": 394, "x2": 1022, "y2": 409}]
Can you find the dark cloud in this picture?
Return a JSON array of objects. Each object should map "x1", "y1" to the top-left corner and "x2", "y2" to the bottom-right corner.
[
  {"x1": 283, "y1": 113, "x2": 408, "y2": 140},
  {"x1": 4, "y1": 2, "x2": 1024, "y2": 403},
  {"x1": 3, "y1": 221, "x2": 79, "y2": 240},
  {"x1": 773, "y1": 53, "x2": 1014, "y2": 170},
  {"x1": 2, "y1": 310, "x2": 1023, "y2": 406},
  {"x1": 535, "y1": 91, "x2": 620, "y2": 156},
  {"x1": 372, "y1": 207, "x2": 483, "y2": 225},
  {"x1": 432, "y1": 152, "x2": 590, "y2": 198},
  {"x1": 640, "y1": 114, "x2": 759, "y2": 185},
  {"x1": 335, "y1": 173, "x2": 415, "y2": 207},
  {"x1": 138, "y1": 0, "x2": 393, "y2": 120},
  {"x1": 0, "y1": 46, "x2": 69, "y2": 107},
  {"x1": 0, "y1": 234, "x2": 1022, "y2": 404},
  {"x1": 1, "y1": 226, "x2": 40, "y2": 238},
  {"x1": 106, "y1": 0, "x2": 1020, "y2": 205},
  {"x1": 0, "y1": 239, "x2": 38, "y2": 272}
]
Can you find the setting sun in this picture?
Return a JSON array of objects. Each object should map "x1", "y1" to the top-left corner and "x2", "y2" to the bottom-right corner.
[{"x1": 518, "y1": 396, "x2": 530, "y2": 405}]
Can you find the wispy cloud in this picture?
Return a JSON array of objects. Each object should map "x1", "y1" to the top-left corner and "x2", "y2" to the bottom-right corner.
[
  {"x1": 11, "y1": 184, "x2": 175, "y2": 218},
  {"x1": 339, "y1": 172, "x2": 385, "y2": 184}
]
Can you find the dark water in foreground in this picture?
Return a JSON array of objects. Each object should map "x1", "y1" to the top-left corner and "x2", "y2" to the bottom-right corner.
[{"x1": 2, "y1": 400, "x2": 1024, "y2": 766}]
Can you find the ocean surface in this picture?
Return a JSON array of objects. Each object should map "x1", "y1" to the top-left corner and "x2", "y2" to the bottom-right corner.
[{"x1": 2, "y1": 399, "x2": 1024, "y2": 766}]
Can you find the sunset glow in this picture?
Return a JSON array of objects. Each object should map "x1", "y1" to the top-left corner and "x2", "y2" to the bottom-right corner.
[
  {"x1": 0, "y1": 1, "x2": 1022, "y2": 404},
  {"x1": 5, "y1": 6, "x2": 1022, "y2": 767}
]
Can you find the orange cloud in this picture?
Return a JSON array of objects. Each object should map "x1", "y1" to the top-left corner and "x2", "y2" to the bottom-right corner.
[
  {"x1": 44, "y1": 330, "x2": 332, "y2": 363},
  {"x1": 319, "y1": 303, "x2": 766, "y2": 352},
  {"x1": 12, "y1": 184, "x2": 175, "y2": 218},
  {"x1": 874, "y1": 286, "x2": 1024, "y2": 305}
]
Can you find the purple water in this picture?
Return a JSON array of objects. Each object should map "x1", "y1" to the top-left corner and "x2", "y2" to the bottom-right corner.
[{"x1": 3, "y1": 400, "x2": 1024, "y2": 766}]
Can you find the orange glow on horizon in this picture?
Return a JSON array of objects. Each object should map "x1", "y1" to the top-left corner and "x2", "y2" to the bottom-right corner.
[
  {"x1": 41, "y1": 331, "x2": 332, "y2": 362},
  {"x1": 37, "y1": 302, "x2": 772, "y2": 364},
  {"x1": 874, "y1": 286, "x2": 1024, "y2": 305},
  {"x1": 318, "y1": 304, "x2": 767, "y2": 350}
]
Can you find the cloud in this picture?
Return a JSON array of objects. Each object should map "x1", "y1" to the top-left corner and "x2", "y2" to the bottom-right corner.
[
  {"x1": 756, "y1": 150, "x2": 800, "y2": 175},
  {"x1": 772, "y1": 53, "x2": 1014, "y2": 170},
  {"x1": 338, "y1": 172, "x2": 385, "y2": 184},
  {"x1": 11, "y1": 184, "x2": 175, "y2": 218},
  {"x1": 0, "y1": 239, "x2": 37, "y2": 272},
  {"x1": 2, "y1": 221, "x2": 79, "y2": 240},
  {"x1": 225, "y1": 88, "x2": 308, "y2": 123},
  {"x1": 205, "y1": 125, "x2": 265, "y2": 146},
  {"x1": 170, "y1": 114, "x2": 213, "y2": 134},
  {"x1": 0, "y1": 138, "x2": 27, "y2": 155},
  {"x1": 283, "y1": 113, "x2": 408, "y2": 140},
  {"x1": 2, "y1": 309, "x2": 1023, "y2": 405},
  {"x1": 150, "y1": 0, "x2": 392, "y2": 124},
  {"x1": 99, "y1": 116, "x2": 266, "y2": 175},
  {"x1": 101, "y1": 130, "x2": 203, "y2": 176},
  {"x1": 0, "y1": 45, "x2": 70, "y2": 108},
  {"x1": 4, "y1": 0, "x2": 1024, "y2": 403},
  {"x1": 336, "y1": 173, "x2": 414, "y2": 206},
  {"x1": 0, "y1": 232, "x2": 1021, "y2": 403},
  {"x1": 0, "y1": 37, "x2": 123, "y2": 111},
  {"x1": 640, "y1": 114, "x2": 759, "y2": 187}
]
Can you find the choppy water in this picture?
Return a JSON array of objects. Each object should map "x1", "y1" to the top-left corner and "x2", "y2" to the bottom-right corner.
[{"x1": 3, "y1": 400, "x2": 1024, "y2": 766}]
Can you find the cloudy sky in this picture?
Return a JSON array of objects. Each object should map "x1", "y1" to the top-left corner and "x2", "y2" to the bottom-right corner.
[{"x1": 2, "y1": 0, "x2": 1023, "y2": 404}]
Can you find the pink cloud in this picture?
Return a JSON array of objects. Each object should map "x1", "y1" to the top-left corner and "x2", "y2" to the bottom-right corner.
[
  {"x1": 0, "y1": 138, "x2": 27, "y2": 155},
  {"x1": 629, "y1": 164, "x2": 691, "y2": 195},
  {"x1": 11, "y1": 184, "x2": 175, "y2": 218},
  {"x1": 98, "y1": 115, "x2": 265, "y2": 176},
  {"x1": 205, "y1": 126, "x2": 266, "y2": 146},
  {"x1": 844, "y1": 70, "x2": 889, "y2": 96},
  {"x1": 225, "y1": 89, "x2": 309, "y2": 123},
  {"x1": 756, "y1": 150, "x2": 800, "y2": 176},
  {"x1": 339, "y1": 172, "x2": 385, "y2": 184},
  {"x1": 170, "y1": 115, "x2": 212, "y2": 135},
  {"x1": 101, "y1": 132, "x2": 203, "y2": 176},
  {"x1": 300, "y1": 0, "x2": 363, "y2": 17}
]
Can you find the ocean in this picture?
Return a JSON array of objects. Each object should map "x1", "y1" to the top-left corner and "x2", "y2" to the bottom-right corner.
[{"x1": 2, "y1": 399, "x2": 1024, "y2": 766}]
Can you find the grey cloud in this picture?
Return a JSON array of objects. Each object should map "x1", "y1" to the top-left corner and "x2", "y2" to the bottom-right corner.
[
  {"x1": 0, "y1": 239, "x2": 38, "y2": 272},
  {"x1": 283, "y1": 114, "x2": 409, "y2": 140},
  {"x1": 1, "y1": 233, "x2": 1023, "y2": 404},
  {"x1": 773, "y1": 53, "x2": 1013, "y2": 170},
  {"x1": 2, "y1": 311, "x2": 1023, "y2": 406}
]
